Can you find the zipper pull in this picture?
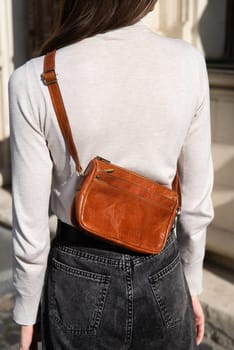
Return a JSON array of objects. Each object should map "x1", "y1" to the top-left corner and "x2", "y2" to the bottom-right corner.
[{"x1": 96, "y1": 156, "x2": 110, "y2": 163}]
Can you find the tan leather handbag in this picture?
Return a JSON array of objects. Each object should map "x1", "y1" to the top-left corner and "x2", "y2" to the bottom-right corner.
[{"x1": 42, "y1": 50, "x2": 181, "y2": 254}]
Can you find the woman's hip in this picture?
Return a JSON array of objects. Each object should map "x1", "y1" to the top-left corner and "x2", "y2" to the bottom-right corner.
[{"x1": 41, "y1": 223, "x2": 196, "y2": 350}]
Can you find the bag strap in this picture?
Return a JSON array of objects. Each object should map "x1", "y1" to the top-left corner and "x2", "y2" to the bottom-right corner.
[
  {"x1": 41, "y1": 50, "x2": 83, "y2": 174},
  {"x1": 42, "y1": 50, "x2": 181, "y2": 208}
]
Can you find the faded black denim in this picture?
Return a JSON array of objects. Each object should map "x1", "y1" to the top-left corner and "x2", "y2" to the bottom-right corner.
[{"x1": 41, "y1": 229, "x2": 197, "y2": 350}]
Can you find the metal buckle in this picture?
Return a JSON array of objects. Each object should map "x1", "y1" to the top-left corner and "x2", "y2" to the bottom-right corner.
[
  {"x1": 41, "y1": 69, "x2": 57, "y2": 86},
  {"x1": 172, "y1": 208, "x2": 181, "y2": 230}
]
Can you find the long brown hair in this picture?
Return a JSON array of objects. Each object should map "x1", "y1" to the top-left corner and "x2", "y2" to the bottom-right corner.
[{"x1": 41, "y1": 0, "x2": 157, "y2": 54}]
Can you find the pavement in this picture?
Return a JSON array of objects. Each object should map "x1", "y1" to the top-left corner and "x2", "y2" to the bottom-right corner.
[
  {"x1": 0, "y1": 225, "x2": 19, "y2": 350},
  {"x1": 0, "y1": 187, "x2": 234, "y2": 349}
]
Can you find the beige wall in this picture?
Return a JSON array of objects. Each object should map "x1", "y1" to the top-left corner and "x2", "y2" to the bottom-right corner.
[{"x1": 0, "y1": 0, "x2": 14, "y2": 186}]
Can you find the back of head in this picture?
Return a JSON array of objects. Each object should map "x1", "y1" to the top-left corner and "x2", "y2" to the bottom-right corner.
[{"x1": 41, "y1": 0, "x2": 157, "y2": 54}]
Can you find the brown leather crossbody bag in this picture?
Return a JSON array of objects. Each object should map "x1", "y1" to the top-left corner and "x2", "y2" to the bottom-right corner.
[{"x1": 42, "y1": 50, "x2": 181, "y2": 254}]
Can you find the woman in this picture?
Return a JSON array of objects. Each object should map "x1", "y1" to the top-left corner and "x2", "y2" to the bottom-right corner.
[{"x1": 9, "y1": 1, "x2": 214, "y2": 349}]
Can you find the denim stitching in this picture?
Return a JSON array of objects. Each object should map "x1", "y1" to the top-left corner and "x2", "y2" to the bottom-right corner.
[
  {"x1": 54, "y1": 244, "x2": 123, "y2": 267},
  {"x1": 54, "y1": 231, "x2": 176, "y2": 268},
  {"x1": 122, "y1": 256, "x2": 133, "y2": 349},
  {"x1": 51, "y1": 314, "x2": 98, "y2": 336},
  {"x1": 52, "y1": 257, "x2": 110, "y2": 283},
  {"x1": 50, "y1": 264, "x2": 110, "y2": 336},
  {"x1": 148, "y1": 254, "x2": 180, "y2": 283},
  {"x1": 150, "y1": 283, "x2": 176, "y2": 327},
  {"x1": 90, "y1": 282, "x2": 110, "y2": 332},
  {"x1": 148, "y1": 254, "x2": 184, "y2": 328}
]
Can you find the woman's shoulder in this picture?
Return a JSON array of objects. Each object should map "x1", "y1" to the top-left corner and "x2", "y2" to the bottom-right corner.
[
  {"x1": 9, "y1": 55, "x2": 45, "y2": 91},
  {"x1": 151, "y1": 30, "x2": 205, "y2": 64},
  {"x1": 9, "y1": 55, "x2": 47, "y2": 129}
]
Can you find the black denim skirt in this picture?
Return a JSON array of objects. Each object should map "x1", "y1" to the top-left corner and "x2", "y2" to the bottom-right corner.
[{"x1": 41, "y1": 221, "x2": 197, "y2": 350}]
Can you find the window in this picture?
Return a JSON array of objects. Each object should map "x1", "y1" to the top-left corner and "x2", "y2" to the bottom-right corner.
[{"x1": 199, "y1": 0, "x2": 234, "y2": 69}]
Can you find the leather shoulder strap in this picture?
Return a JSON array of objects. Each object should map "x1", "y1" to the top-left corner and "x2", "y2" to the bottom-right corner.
[{"x1": 42, "y1": 50, "x2": 83, "y2": 174}]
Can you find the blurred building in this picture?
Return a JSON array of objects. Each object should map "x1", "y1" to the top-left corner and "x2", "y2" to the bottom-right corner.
[{"x1": 0, "y1": 0, "x2": 233, "y2": 269}]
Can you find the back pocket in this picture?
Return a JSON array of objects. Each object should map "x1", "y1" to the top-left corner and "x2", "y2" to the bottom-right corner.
[
  {"x1": 148, "y1": 254, "x2": 188, "y2": 328},
  {"x1": 50, "y1": 257, "x2": 110, "y2": 336}
]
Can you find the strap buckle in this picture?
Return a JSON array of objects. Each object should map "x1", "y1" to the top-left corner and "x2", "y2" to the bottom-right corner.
[{"x1": 41, "y1": 69, "x2": 57, "y2": 86}]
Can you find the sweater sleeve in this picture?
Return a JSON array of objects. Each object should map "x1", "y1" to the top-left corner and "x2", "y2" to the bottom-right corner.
[
  {"x1": 177, "y1": 55, "x2": 214, "y2": 296},
  {"x1": 9, "y1": 62, "x2": 53, "y2": 325}
]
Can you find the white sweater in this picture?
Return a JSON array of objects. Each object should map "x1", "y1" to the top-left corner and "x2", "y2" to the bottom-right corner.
[{"x1": 9, "y1": 19, "x2": 214, "y2": 325}]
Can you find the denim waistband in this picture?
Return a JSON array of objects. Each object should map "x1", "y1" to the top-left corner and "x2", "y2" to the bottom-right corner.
[{"x1": 54, "y1": 220, "x2": 176, "y2": 265}]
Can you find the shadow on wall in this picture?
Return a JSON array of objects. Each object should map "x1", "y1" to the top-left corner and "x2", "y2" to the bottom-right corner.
[
  {"x1": 199, "y1": 0, "x2": 227, "y2": 60},
  {"x1": 0, "y1": 137, "x2": 11, "y2": 187},
  {"x1": 199, "y1": 0, "x2": 234, "y2": 65},
  {"x1": 12, "y1": 0, "x2": 28, "y2": 68}
]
